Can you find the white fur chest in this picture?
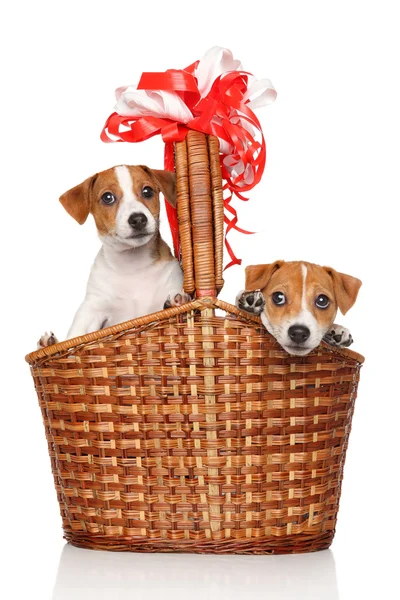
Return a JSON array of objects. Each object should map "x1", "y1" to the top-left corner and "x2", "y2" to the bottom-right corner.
[{"x1": 85, "y1": 246, "x2": 183, "y2": 326}]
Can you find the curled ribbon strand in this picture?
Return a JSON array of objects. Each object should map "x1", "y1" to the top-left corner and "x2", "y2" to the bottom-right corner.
[{"x1": 101, "y1": 47, "x2": 276, "y2": 265}]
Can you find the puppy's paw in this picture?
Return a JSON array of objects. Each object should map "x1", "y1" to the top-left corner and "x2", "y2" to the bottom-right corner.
[
  {"x1": 37, "y1": 331, "x2": 59, "y2": 349},
  {"x1": 164, "y1": 291, "x2": 192, "y2": 309},
  {"x1": 236, "y1": 290, "x2": 266, "y2": 315},
  {"x1": 323, "y1": 324, "x2": 353, "y2": 348}
]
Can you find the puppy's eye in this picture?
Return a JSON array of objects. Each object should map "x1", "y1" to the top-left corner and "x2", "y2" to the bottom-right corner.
[
  {"x1": 142, "y1": 186, "x2": 154, "y2": 199},
  {"x1": 272, "y1": 292, "x2": 286, "y2": 306},
  {"x1": 101, "y1": 192, "x2": 116, "y2": 205},
  {"x1": 315, "y1": 294, "x2": 330, "y2": 309}
]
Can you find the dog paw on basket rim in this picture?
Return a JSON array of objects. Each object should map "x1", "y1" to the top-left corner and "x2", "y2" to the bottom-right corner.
[
  {"x1": 323, "y1": 325, "x2": 354, "y2": 348},
  {"x1": 164, "y1": 291, "x2": 192, "y2": 309},
  {"x1": 37, "y1": 331, "x2": 59, "y2": 349},
  {"x1": 235, "y1": 290, "x2": 266, "y2": 315}
]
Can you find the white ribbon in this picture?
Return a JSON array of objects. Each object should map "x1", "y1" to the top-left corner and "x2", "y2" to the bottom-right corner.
[
  {"x1": 115, "y1": 86, "x2": 194, "y2": 123},
  {"x1": 194, "y1": 46, "x2": 242, "y2": 97}
]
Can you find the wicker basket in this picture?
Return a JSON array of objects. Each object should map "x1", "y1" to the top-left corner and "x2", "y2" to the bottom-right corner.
[{"x1": 26, "y1": 131, "x2": 364, "y2": 554}]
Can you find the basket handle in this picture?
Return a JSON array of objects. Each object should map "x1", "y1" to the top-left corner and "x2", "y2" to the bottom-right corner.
[{"x1": 175, "y1": 131, "x2": 224, "y2": 297}]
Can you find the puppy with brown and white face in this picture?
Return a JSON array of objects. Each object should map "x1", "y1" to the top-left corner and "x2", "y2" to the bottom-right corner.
[
  {"x1": 236, "y1": 260, "x2": 362, "y2": 356},
  {"x1": 39, "y1": 165, "x2": 189, "y2": 347}
]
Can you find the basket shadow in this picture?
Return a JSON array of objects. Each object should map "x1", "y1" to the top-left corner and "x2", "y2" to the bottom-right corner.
[{"x1": 52, "y1": 543, "x2": 339, "y2": 600}]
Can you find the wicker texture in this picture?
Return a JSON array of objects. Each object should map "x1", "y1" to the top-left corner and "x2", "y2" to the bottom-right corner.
[
  {"x1": 176, "y1": 131, "x2": 224, "y2": 296},
  {"x1": 27, "y1": 298, "x2": 362, "y2": 554},
  {"x1": 26, "y1": 133, "x2": 363, "y2": 554}
]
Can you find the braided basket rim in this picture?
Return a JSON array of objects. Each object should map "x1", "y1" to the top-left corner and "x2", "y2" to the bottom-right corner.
[{"x1": 25, "y1": 297, "x2": 364, "y2": 365}]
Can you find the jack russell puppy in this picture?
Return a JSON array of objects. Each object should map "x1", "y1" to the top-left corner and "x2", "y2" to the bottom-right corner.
[
  {"x1": 39, "y1": 165, "x2": 190, "y2": 348},
  {"x1": 236, "y1": 260, "x2": 362, "y2": 356}
]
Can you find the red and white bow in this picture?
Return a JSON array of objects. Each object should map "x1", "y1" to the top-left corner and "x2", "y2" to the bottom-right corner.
[{"x1": 101, "y1": 47, "x2": 277, "y2": 267}]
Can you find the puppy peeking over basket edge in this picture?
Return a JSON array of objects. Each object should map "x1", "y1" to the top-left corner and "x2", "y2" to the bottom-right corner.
[
  {"x1": 236, "y1": 260, "x2": 362, "y2": 356},
  {"x1": 38, "y1": 164, "x2": 191, "y2": 349}
]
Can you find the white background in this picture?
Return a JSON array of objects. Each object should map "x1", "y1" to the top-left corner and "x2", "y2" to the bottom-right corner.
[{"x1": 1, "y1": 1, "x2": 399, "y2": 598}]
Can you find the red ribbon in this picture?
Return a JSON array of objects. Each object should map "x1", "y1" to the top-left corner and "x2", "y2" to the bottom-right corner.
[{"x1": 101, "y1": 63, "x2": 267, "y2": 267}]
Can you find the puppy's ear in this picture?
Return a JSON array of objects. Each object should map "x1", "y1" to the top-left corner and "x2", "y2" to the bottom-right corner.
[
  {"x1": 150, "y1": 169, "x2": 176, "y2": 207},
  {"x1": 245, "y1": 261, "x2": 284, "y2": 291},
  {"x1": 323, "y1": 267, "x2": 362, "y2": 315},
  {"x1": 59, "y1": 175, "x2": 95, "y2": 224}
]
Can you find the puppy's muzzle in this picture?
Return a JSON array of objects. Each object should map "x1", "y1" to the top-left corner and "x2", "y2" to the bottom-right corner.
[
  {"x1": 128, "y1": 212, "x2": 148, "y2": 231},
  {"x1": 288, "y1": 325, "x2": 310, "y2": 344}
]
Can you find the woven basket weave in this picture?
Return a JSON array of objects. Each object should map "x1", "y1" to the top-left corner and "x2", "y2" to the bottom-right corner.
[{"x1": 26, "y1": 131, "x2": 364, "y2": 554}]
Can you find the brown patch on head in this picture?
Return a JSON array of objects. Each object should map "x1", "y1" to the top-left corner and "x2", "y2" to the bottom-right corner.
[
  {"x1": 258, "y1": 262, "x2": 310, "y2": 328},
  {"x1": 245, "y1": 261, "x2": 307, "y2": 330},
  {"x1": 247, "y1": 261, "x2": 361, "y2": 331},
  {"x1": 301, "y1": 262, "x2": 339, "y2": 329},
  {"x1": 125, "y1": 166, "x2": 161, "y2": 222},
  {"x1": 323, "y1": 266, "x2": 362, "y2": 315},
  {"x1": 90, "y1": 165, "x2": 164, "y2": 235},
  {"x1": 59, "y1": 167, "x2": 119, "y2": 233},
  {"x1": 90, "y1": 168, "x2": 122, "y2": 235},
  {"x1": 59, "y1": 165, "x2": 177, "y2": 237},
  {"x1": 138, "y1": 166, "x2": 176, "y2": 209}
]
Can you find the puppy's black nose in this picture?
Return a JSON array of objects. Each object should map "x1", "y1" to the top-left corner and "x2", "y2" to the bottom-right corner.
[
  {"x1": 128, "y1": 212, "x2": 148, "y2": 230},
  {"x1": 288, "y1": 325, "x2": 310, "y2": 343}
]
